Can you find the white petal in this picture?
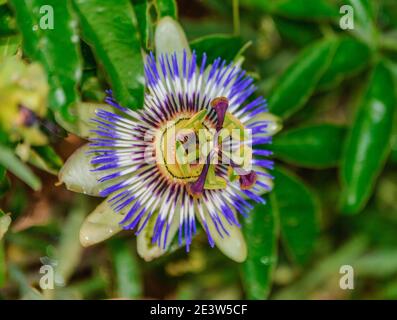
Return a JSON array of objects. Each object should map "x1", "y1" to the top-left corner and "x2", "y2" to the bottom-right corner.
[
  {"x1": 79, "y1": 199, "x2": 123, "y2": 247},
  {"x1": 212, "y1": 225, "x2": 247, "y2": 263},
  {"x1": 55, "y1": 103, "x2": 113, "y2": 139},
  {"x1": 198, "y1": 209, "x2": 247, "y2": 263},
  {"x1": 246, "y1": 113, "x2": 283, "y2": 137},
  {"x1": 137, "y1": 211, "x2": 180, "y2": 262},
  {"x1": 58, "y1": 144, "x2": 102, "y2": 196},
  {"x1": 253, "y1": 166, "x2": 274, "y2": 196},
  {"x1": 76, "y1": 103, "x2": 114, "y2": 138},
  {"x1": 264, "y1": 113, "x2": 283, "y2": 136},
  {"x1": 155, "y1": 17, "x2": 191, "y2": 61}
]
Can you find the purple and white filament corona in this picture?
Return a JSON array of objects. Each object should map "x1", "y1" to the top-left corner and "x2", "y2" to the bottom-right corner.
[{"x1": 88, "y1": 51, "x2": 274, "y2": 252}]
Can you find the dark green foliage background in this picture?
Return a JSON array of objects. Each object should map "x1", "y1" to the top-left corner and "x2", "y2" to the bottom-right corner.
[{"x1": 1, "y1": 0, "x2": 397, "y2": 299}]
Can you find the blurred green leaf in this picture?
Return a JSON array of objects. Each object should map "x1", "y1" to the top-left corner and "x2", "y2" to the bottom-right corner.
[
  {"x1": 190, "y1": 34, "x2": 245, "y2": 63},
  {"x1": 0, "y1": 210, "x2": 10, "y2": 287},
  {"x1": 270, "y1": 124, "x2": 347, "y2": 168},
  {"x1": 6, "y1": 231, "x2": 49, "y2": 253},
  {"x1": 345, "y1": 0, "x2": 377, "y2": 45},
  {"x1": 380, "y1": 29, "x2": 397, "y2": 54},
  {"x1": 268, "y1": 39, "x2": 337, "y2": 118},
  {"x1": 28, "y1": 145, "x2": 63, "y2": 175},
  {"x1": 73, "y1": 0, "x2": 144, "y2": 109},
  {"x1": 9, "y1": 264, "x2": 44, "y2": 299},
  {"x1": 317, "y1": 37, "x2": 372, "y2": 91},
  {"x1": 10, "y1": 0, "x2": 82, "y2": 122},
  {"x1": 241, "y1": 0, "x2": 339, "y2": 20},
  {"x1": 180, "y1": 18, "x2": 233, "y2": 39},
  {"x1": 354, "y1": 250, "x2": 397, "y2": 278},
  {"x1": 340, "y1": 61, "x2": 396, "y2": 214},
  {"x1": 0, "y1": 209, "x2": 11, "y2": 240},
  {"x1": 132, "y1": 0, "x2": 152, "y2": 50},
  {"x1": 0, "y1": 210, "x2": 11, "y2": 287},
  {"x1": 0, "y1": 165, "x2": 10, "y2": 199},
  {"x1": 273, "y1": 167, "x2": 319, "y2": 265},
  {"x1": 379, "y1": 0, "x2": 397, "y2": 29},
  {"x1": 273, "y1": 17, "x2": 322, "y2": 47},
  {"x1": 0, "y1": 239, "x2": 5, "y2": 287},
  {"x1": 0, "y1": 4, "x2": 16, "y2": 35},
  {"x1": 67, "y1": 274, "x2": 108, "y2": 298},
  {"x1": 0, "y1": 144, "x2": 41, "y2": 191},
  {"x1": 55, "y1": 196, "x2": 86, "y2": 284},
  {"x1": 81, "y1": 76, "x2": 106, "y2": 102},
  {"x1": 242, "y1": 200, "x2": 278, "y2": 300},
  {"x1": 391, "y1": 120, "x2": 397, "y2": 164},
  {"x1": 0, "y1": 34, "x2": 20, "y2": 58},
  {"x1": 274, "y1": 236, "x2": 368, "y2": 299},
  {"x1": 239, "y1": 0, "x2": 271, "y2": 11},
  {"x1": 271, "y1": 0, "x2": 339, "y2": 20},
  {"x1": 155, "y1": 0, "x2": 177, "y2": 19},
  {"x1": 108, "y1": 238, "x2": 142, "y2": 299},
  {"x1": 388, "y1": 61, "x2": 397, "y2": 165}
]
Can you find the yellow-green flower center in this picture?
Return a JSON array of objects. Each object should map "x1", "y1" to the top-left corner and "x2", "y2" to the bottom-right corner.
[{"x1": 154, "y1": 97, "x2": 256, "y2": 197}]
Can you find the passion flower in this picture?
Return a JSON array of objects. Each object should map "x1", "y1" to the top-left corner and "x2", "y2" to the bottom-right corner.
[{"x1": 59, "y1": 17, "x2": 281, "y2": 262}]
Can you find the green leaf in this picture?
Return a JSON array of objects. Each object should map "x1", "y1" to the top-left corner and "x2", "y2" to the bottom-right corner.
[
  {"x1": 0, "y1": 165, "x2": 10, "y2": 199},
  {"x1": 0, "y1": 144, "x2": 41, "y2": 191},
  {"x1": 318, "y1": 37, "x2": 372, "y2": 91},
  {"x1": 270, "y1": 124, "x2": 347, "y2": 169},
  {"x1": 0, "y1": 34, "x2": 20, "y2": 58},
  {"x1": 274, "y1": 236, "x2": 368, "y2": 299},
  {"x1": 242, "y1": 200, "x2": 278, "y2": 300},
  {"x1": 353, "y1": 250, "x2": 397, "y2": 278},
  {"x1": 190, "y1": 34, "x2": 245, "y2": 63},
  {"x1": 8, "y1": 264, "x2": 44, "y2": 299},
  {"x1": 67, "y1": 274, "x2": 107, "y2": 297},
  {"x1": 132, "y1": 0, "x2": 151, "y2": 50},
  {"x1": 340, "y1": 62, "x2": 397, "y2": 214},
  {"x1": 389, "y1": 63, "x2": 397, "y2": 164},
  {"x1": 0, "y1": 210, "x2": 10, "y2": 287},
  {"x1": 73, "y1": 0, "x2": 144, "y2": 109},
  {"x1": 10, "y1": 0, "x2": 82, "y2": 121},
  {"x1": 273, "y1": 17, "x2": 322, "y2": 47},
  {"x1": 273, "y1": 167, "x2": 319, "y2": 265},
  {"x1": 379, "y1": 0, "x2": 397, "y2": 29},
  {"x1": 391, "y1": 108, "x2": 397, "y2": 165},
  {"x1": 56, "y1": 196, "x2": 86, "y2": 284},
  {"x1": 0, "y1": 210, "x2": 11, "y2": 240},
  {"x1": 241, "y1": 0, "x2": 339, "y2": 20},
  {"x1": 0, "y1": 4, "x2": 16, "y2": 36},
  {"x1": 0, "y1": 239, "x2": 5, "y2": 287},
  {"x1": 155, "y1": 0, "x2": 177, "y2": 19},
  {"x1": 268, "y1": 39, "x2": 337, "y2": 119},
  {"x1": 108, "y1": 238, "x2": 142, "y2": 299},
  {"x1": 81, "y1": 76, "x2": 106, "y2": 102},
  {"x1": 345, "y1": 0, "x2": 377, "y2": 45},
  {"x1": 271, "y1": 0, "x2": 339, "y2": 20},
  {"x1": 28, "y1": 145, "x2": 63, "y2": 175}
]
